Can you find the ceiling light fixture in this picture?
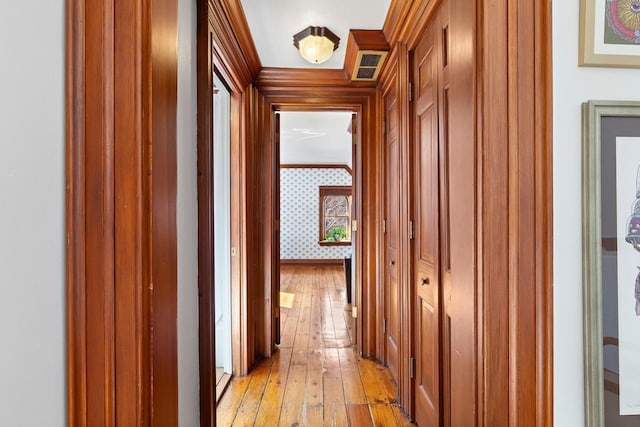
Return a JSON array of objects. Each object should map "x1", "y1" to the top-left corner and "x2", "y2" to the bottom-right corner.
[{"x1": 293, "y1": 26, "x2": 340, "y2": 64}]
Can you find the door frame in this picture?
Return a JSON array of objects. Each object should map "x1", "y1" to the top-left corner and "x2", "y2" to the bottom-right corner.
[
  {"x1": 275, "y1": 109, "x2": 362, "y2": 348},
  {"x1": 196, "y1": 1, "x2": 260, "y2": 426},
  {"x1": 270, "y1": 104, "x2": 364, "y2": 353},
  {"x1": 252, "y1": 79, "x2": 383, "y2": 358}
]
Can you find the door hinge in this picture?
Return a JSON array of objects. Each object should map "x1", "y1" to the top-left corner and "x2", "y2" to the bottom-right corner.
[
  {"x1": 352, "y1": 306, "x2": 358, "y2": 318},
  {"x1": 409, "y1": 220, "x2": 415, "y2": 240},
  {"x1": 408, "y1": 82, "x2": 413, "y2": 102},
  {"x1": 275, "y1": 219, "x2": 280, "y2": 232},
  {"x1": 352, "y1": 219, "x2": 358, "y2": 232},
  {"x1": 410, "y1": 357, "x2": 416, "y2": 379},
  {"x1": 382, "y1": 119, "x2": 386, "y2": 135},
  {"x1": 383, "y1": 318, "x2": 387, "y2": 334},
  {"x1": 383, "y1": 219, "x2": 387, "y2": 234}
]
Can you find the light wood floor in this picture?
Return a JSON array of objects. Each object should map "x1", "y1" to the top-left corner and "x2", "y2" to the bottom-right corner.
[{"x1": 216, "y1": 265, "x2": 414, "y2": 426}]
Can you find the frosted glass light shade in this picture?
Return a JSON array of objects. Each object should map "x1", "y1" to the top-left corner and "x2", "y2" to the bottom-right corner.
[{"x1": 293, "y1": 26, "x2": 340, "y2": 64}]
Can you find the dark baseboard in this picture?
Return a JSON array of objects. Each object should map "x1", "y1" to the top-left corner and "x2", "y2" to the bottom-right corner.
[{"x1": 280, "y1": 259, "x2": 343, "y2": 266}]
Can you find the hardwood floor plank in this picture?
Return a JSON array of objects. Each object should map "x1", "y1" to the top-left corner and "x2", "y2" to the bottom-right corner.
[
  {"x1": 323, "y1": 348, "x2": 346, "y2": 405},
  {"x1": 216, "y1": 374, "x2": 232, "y2": 405},
  {"x1": 338, "y1": 348, "x2": 367, "y2": 404},
  {"x1": 279, "y1": 314, "x2": 298, "y2": 348},
  {"x1": 306, "y1": 350, "x2": 324, "y2": 406},
  {"x1": 324, "y1": 402, "x2": 349, "y2": 427},
  {"x1": 357, "y1": 356, "x2": 394, "y2": 404},
  {"x1": 320, "y1": 286, "x2": 338, "y2": 348},
  {"x1": 345, "y1": 404, "x2": 374, "y2": 426},
  {"x1": 278, "y1": 363, "x2": 307, "y2": 426},
  {"x1": 232, "y1": 363, "x2": 273, "y2": 425},
  {"x1": 216, "y1": 374, "x2": 252, "y2": 426},
  {"x1": 254, "y1": 347, "x2": 293, "y2": 424},
  {"x1": 309, "y1": 294, "x2": 325, "y2": 351},
  {"x1": 370, "y1": 404, "x2": 400, "y2": 427},
  {"x1": 374, "y1": 361, "x2": 399, "y2": 404},
  {"x1": 306, "y1": 404, "x2": 325, "y2": 426},
  {"x1": 390, "y1": 405, "x2": 413, "y2": 426}
]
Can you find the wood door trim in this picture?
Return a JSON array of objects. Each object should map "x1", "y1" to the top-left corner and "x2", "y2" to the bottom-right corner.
[
  {"x1": 197, "y1": 1, "x2": 257, "y2": 425},
  {"x1": 257, "y1": 68, "x2": 352, "y2": 88},
  {"x1": 207, "y1": 0, "x2": 260, "y2": 89},
  {"x1": 254, "y1": 89, "x2": 379, "y2": 357},
  {"x1": 196, "y1": 2, "x2": 215, "y2": 425},
  {"x1": 383, "y1": 0, "x2": 442, "y2": 49},
  {"x1": 66, "y1": 1, "x2": 87, "y2": 423},
  {"x1": 66, "y1": 0, "x2": 178, "y2": 424},
  {"x1": 379, "y1": 0, "x2": 553, "y2": 423},
  {"x1": 477, "y1": 0, "x2": 554, "y2": 425}
]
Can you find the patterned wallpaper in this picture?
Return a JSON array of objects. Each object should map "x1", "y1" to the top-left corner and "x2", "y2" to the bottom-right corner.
[{"x1": 280, "y1": 168, "x2": 352, "y2": 260}]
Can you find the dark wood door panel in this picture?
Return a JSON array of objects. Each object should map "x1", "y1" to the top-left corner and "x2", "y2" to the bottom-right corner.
[
  {"x1": 417, "y1": 107, "x2": 438, "y2": 267},
  {"x1": 415, "y1": 298, "x2": 439, "y2": 426},
  {"x1": 384, "y1": 86, "x2": 401, "y2": 384},
  {"x1": 412, "y1": 3, "x2": 444, "y2": 426}
]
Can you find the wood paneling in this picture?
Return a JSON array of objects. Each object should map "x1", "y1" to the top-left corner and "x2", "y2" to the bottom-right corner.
[
  {"x1": 196, "y1": 1, "x2": 215, "y2": 425},
  {"x1": 197, "y1": 1, "x2": 259, "y2": 424},
  {"x1": 150, "y1": 0, "x2": 179, "y2": 423},
  {"x1": 207, "y1": 0, "x2": 260, "y2": 89},
  {"x1": 412, "y1": 7, "x2": 443, "y2": 425},
  {"x1": 273, "y1": 113, "x2": 281, "y2": 346},
  {"x1": 477, "y1": 0, "x2": 553, "y2": 424},
  {"x1": 66, "y1": 0, "x2": 87, "y2": 423},
  {"x1": 383, "y1": 75, "x2": 402, "y2": 384},
  {"x1": 383, "y1": 0, "x2": 440, "y2": 49},
  {"x1": 378, "y1": 0, "x2": 553, "y2": 424},
  {"x1": 256, "y1": 68, "x2": 351, "y2": 88},
  {"x1": 447, "y1": 0, "x2": 476, "y2": 425},
  {"x1": 379, "y1": 42, "x2": 414, "y2": 416},
  {"x1": 66, "y1": 0, "x2": 177, "y2": 424}
]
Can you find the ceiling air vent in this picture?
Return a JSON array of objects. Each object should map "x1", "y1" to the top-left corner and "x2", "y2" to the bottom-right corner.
[
  {"x1": 344, "y1": 30, "x2": 390, "y2": 83},
  {"x1": 354, "y1": 51, "x2": 387, "y2": 80}
]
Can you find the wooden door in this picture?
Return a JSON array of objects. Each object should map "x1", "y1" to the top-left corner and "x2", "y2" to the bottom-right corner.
[
  {"x1": 412, "y1": 1, "x2": 449, "y2": 425},
  {"x1": 273, "y1": 113, "x2": 281, "y2": 345},
  {"x1": 384, "y1": 85, "x2": 401, "y2": 382},
  {"x1": 350, "y1": 113, "x2": 359, "y2": 348},
  {"x1": 436, "y1": 4, "x2": 452, "y2": 425}
]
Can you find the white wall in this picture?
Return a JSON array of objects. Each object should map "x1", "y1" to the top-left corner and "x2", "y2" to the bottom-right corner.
[
  {"x1": 0, "y1": 2, "x2": 66, "y2": 426},
  {"x1": 177, "y1": 0, "x2": 200, "y2": 425},
  {"x1": 553, "y1": 1, "x2": 640, "y2": 425}
]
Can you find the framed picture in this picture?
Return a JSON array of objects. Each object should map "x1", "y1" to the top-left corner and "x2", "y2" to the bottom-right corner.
[
  {"x1": 583, "y1": 101, "x2": 640, "y2": 427},
  {"x1": 579, "y1": 0, "x2": 640, "y2": 68}
]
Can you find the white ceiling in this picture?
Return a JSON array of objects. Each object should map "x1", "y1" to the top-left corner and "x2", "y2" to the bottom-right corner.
[
  {"x1": 239, "y1": 0, "x2": 392, "y2": 69},
  {"x1": 280, "y1": 111, "x2": 353, "y2": 168}
]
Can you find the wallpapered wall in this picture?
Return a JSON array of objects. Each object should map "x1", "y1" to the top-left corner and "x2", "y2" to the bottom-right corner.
[{"x1": 280, "y1": 168, "x2": 352, "y2": 260}]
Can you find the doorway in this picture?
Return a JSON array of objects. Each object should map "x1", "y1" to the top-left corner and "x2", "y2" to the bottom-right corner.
[
  {"x1": 213, "y1": 74, "x2": 233, "y2": 391},
  {"x1": 277, "y1": 111, "x2": 360, "y2": 347}
]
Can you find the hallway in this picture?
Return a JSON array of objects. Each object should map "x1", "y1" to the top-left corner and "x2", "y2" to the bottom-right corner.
[{"x1": 216, "y1": 265, "x2": 413, "y2": 426}]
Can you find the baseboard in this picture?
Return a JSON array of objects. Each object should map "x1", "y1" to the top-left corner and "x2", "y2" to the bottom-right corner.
[{"x1": 280, "y1": 259, "x2": 343, "y2": 266}]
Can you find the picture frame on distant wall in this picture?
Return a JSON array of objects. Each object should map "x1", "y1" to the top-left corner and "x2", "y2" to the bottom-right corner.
[
  {"x1": 583, "y1": 101, "x2": 640, "y2": 427},
  {"x1": 579, "y1": 0, "x2": 640, "y2": 68}
]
